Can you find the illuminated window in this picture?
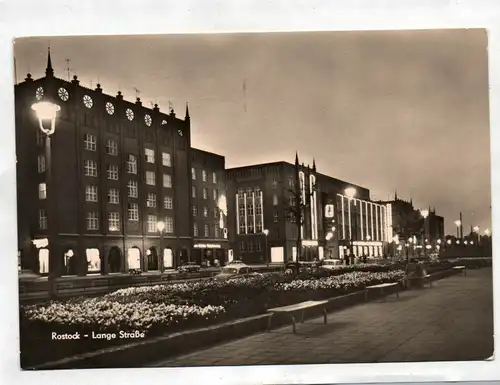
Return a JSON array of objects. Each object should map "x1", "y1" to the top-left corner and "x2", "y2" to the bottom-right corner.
[
  {"x1": 108, "y1": 189, "x2": 119, "y2": 204},
  {"x1": 37, "y1": 155, "x2": 46, "y2": 173},
  {"x1": 192, "y1": 186, "x2": 196, "y2": 198},
  {"x1": 212, "y1": 172, "x2": 217, "y2": 184},
  {"x1": 127, "y1": 180, "x2": 138, "y2": 198},
  {"x1": 107, "y1": 164, "x2": 119, "y2": 180},
  {"x1": 237, "y1": 188, "x2": 244, "y2": 199},
  {"x1": 39, "y1": 209, "x2": 47, "y2": 229},
  {"x1": 127, "y1": 203, "x2": 139, "y2": 221},
  {"x1": 105, "y1": 139, "x2": 118, "y2": 155},
  {"x1": 272, "y1": 178, "x2": 278, "y2": 188},
  {"x1": 146, "y1": 193, "x2": 156, "y2": 208},
  {"x1": 147, "y1": 215, "x2": 158, "y2": 232},
  {"x1": 193, "y1": 222, "x2": 199, "y2": 236},
  {"x1": 163, "y1": 174, "x2": 172, "y2": 188},
  {"x1": 146, "y1": 171, "x2": 156, "y2": 186},
  {"x1": 165, "y1": 217, "x2": 174, "y2": 233},
  {"x1": 256, "y1": 222, "x2": 263, "y2": 233},
  {"x1": 274, "y1": 212, "x2": 279, "y2": 223},
  {"x1": 84, "y1": 160, "x2": 98, "y2": 177},
  {"x1": 86, "y1": 248, "x2": 101, "y2": 274},
  {"x1": 86, "y1": 212, "x2": 99, "y2": 230},
  {"x1": 145, "y1": 148, "x2": 155, "y2": 163},
  {"x1": 108, "y1": 212, "x2": 120, "y2": 231},
  {"x1": 273, "y1": 194, "x2": 278, "y2": 206},
  {"x1": 84, "y1": 134, "x2": 97, "y2": 151},
  {"x1": 85, "y1": 185, "x2": 98, "y2": 202},
  {"x1": 203, "y1": 187, "x2": 208, "y2": 199},
  {"x1": 213, "y1": 189, "x2": 218, "y2": 201},
  {"x1": 164, "y1": 196, "x2": 173, "y2": 209},
  {"x1": 202, "y1": 170, "x2": 207, "y2": 182},
  {"x1": 204, "y1": 224, "x2": 209, "y2": 237},
  {"x1": 162, "y1": 152, "x2": 171, "y2": 167},
  {"x1": 191, "y1": 167, "x2": 196, "y2": 180},
  {"x1": 192, "y1": 206, "x2": 198, "y2": 216},
  {"x1": 126, "y1": 154, "x2": 137, "y2": 174},
  {"x1": 38, "y1": 183, "x2": 46, "y2": 200},
  {"x1": 204, "y1": 207, "x2": 208, "y2": 217},
  {"x1": 214, "y1": 226, "x2": 220, "y2": 238}
]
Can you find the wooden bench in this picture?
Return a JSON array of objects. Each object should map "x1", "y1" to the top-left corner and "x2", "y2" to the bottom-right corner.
[
  {"x1": 364, "y1": 282, "x2": 400, "y2": 302},
  {"x1": 267, "y1": 300, "x2": 329, "y2": 334},
  {"x1": 452, "y1": 265, "x2": 467, "y2": 276}
]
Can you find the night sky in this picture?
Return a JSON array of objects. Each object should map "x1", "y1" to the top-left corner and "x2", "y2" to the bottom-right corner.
[{"x1": 13, "y1": 29, "x2": 491, "y2": 235}]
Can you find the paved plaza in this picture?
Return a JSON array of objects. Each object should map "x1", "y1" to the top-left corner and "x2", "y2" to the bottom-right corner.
[{"x1": 151, "y1": 268, "x2": 494, "y2": 366}]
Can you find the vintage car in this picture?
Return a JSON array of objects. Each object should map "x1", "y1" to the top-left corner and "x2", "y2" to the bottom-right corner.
[
  {"x1": 319, "y1": 258, "x2": 344, "y2": 270},
  {"x1": 178, "y1": 262, "x2": 201, "y2": 273},
  {"x1": 215, "y1": 264, "x2": 261, "y2": 281}
]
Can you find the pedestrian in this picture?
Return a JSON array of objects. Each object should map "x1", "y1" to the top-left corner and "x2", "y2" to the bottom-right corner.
[{"x1": 362, "y1": 254, "x2": 368, "y2": 264}]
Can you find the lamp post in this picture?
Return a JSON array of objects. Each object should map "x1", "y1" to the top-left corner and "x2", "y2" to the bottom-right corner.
[
  {"x1": 454, "y1": 220, "x2": 462, "y2": 239},
  {"x1": 32, "y1": 100, "x2": 60, "y2": 299},
  {"x1": 157, "y1": 221, "x2": 165, "y2": 273},
  {"x1": 473, "y1": 225, "x2": 480, "y2": 245},
  {"x1": 420, "y1": 209, "x2": 429, "y2": 259},
  {"x1": 263, "y1": 229, "x2": 269, "y2": 264},
  {"x1": 344, "y1": 187, "x2": 357, "y2": 263}
]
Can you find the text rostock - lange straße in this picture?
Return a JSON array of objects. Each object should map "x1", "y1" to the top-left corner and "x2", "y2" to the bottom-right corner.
[{"x1": 51, "y1": 330, "x2": 146, "y2": 341}]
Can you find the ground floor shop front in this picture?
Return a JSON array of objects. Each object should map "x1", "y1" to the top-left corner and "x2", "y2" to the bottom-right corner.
[{"x1": 20, "y1": 234, "x2": 228, "y2": 277}]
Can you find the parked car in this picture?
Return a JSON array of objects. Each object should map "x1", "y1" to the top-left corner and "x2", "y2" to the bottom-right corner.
[
  {"x1": 178, "y1": 262, "x2": 201, "y2": 273},
  {"x1": 319, "y1": 259, "x2": 343, "y2": 270},
  {"x1": 226, "y1": 259, "x2": 245, "y2": 266},
  {"x1": 215, "y1": 264, "x2": 261, "y2": 280},
  {"x1": 284, "y1": 261, "x2": 321, "y2": 275}
]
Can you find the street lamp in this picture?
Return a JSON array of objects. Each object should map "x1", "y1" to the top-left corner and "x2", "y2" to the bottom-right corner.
[
  {"x1": 473, "y1": 225, "x2": 480, "y2": 245},
  {"x1": 484, "y1": 228, "x2": 491, "y2": 236},
  {"x1": 157, "y1": 221, "x2": 165, "y2": 272},
  {"x1": 344, "y1": 187, "x2": 357, "y2": 262},
  {"x1": 454, "y1": 220, "x2": 462, "y2": 239},
  {"x1": 263, "y1": 229, "x2": 269, "y2": 264},
  {"x1": 32, "y1": 100, "x2": 60, "y2": 298}
]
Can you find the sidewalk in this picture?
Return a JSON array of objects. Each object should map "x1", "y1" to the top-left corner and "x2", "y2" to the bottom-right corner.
[{"x1": 151, "y1": 268, "x2": 493, "y2": 366}]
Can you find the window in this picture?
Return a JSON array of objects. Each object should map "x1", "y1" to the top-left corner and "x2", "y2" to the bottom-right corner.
[
  {"x1": 164, "y1": 196, "x2": 173, "y2": 209},
  {"x1": 38, "y1": 183, "x2": 46, "y2": 200},
  {"x1": 237, "y1": 188, "x2": 244, "y2": 199},
  {"x1": 128, "y1": 203, "x2": 139, "y2": 221},
  {"x1": 256, "y1": 242, "x2": 262, "y2": 252},
  {"x1": 193, "y1": 222, "x2": 199, "y2": 236},
  {"x1": 86, "y1": 212, "x2": 99, "y2": 230},
  {"x1": 105, "y1": 139, "x2": 118, "y2": 155},
  {"x1": 147, "y1": 215, "x2": 158, "y2": 232},
  {"x1": 256, "y1": 221, "x2": 263, "y2": 233},
  {"x1": 203, "y1": 207, "x2": 208, "y2": 217},
  {"x1": 163, "y1": 174, "x2": 172, "y2": 188},
  {"x1": 202, "y1": 170, "x2": 207, "y2": 182},
  {"x1": 39, "y1": 209, "x2": 47, "y2": 229},
  {"x1": 191, "y1": 167, "x2": 196, "y2": 180},
  {"x1": 204, "y1": 224, "x2": 209, "y2": 237},
  {"x1": 165, "y1": 217, "x2": 174, "y2": 233},
  {"x1": 274, "y1": 212, "x2": 279, "y2": 223},
  {"x1": 84, "y1": 160, "x2": 98, "y2": 177},
  {"x1": 108, "y1": 212, "x2": 120, "y2": 231},
  {"x1": 108, "y1": 189, "x2": 119, "y2": 204},
  {"x1": 256, "y1": 202, "x2": 262, "y2": 215},
  {"x1": 288, "y1": 177, "x2": 294, "y2": 188},
  {"x1": 36, "y1": 130, "x2": 44, "y2": 146},
  {"x1": 107, "y1": 164, "x2": 119, "y2": 180},
  {"x1": 37, "y1": 155, "x2": 46, "y2": 173},
  {"x1": 273, "y1": 194, "x2": 278, "y2": 206},
  {"x1": 146, "y1": 193, "x2": 156, "y2": 208},
  {"x1": 212, "y1": 172, "x2": 217, "y2": 184},
  {"x1": 213, "y1": 207, "x2": 219, "y2": 218},
  {"x1": 248, "y1": 241, "x2": 254, "y2": 252},
  {"x1": 272, "y1": 178, "x2": 278, "y2": 188},
  {"x1": 214, "y1": 226, "x2": 220, "y2": 238},
  {"x1": 162, "y1": 152, "x2": 171, "y2": 167},
  {"x1": 239, "y1": 221, "x2": 245, "y2": 234},
  {"x1": 145, "y1": 148, "x2": 155, "y2": 163},
  {"x1": 192, "y1": 206, "x2": 198, "y2": 216},
  {"x1": 240, "y1": 241, "x2": 245, "y2": 252},
  {"x1": 127, "y1": 180, "x2": 138, "y2": 198},
  {"x1": 289, "y1": 195, "x2": 296, "y2": 206},
  {"x1": 126, "y1": 154, "x2": 137, "y2": 174},
  {"x1": 203, "y1": 188, "x2": 208, "y2": 200},
  {"x1": 85, "y1": 185, "x2": 98, "y2": 202},
  {"x1": 213, "y1": 189, "x2": 218, "y2": 201},
  {"x1": 84, "y1": 134, "x2": 97, "y2": 151},
  {"x1": 191, "y1": 186, "x2": 196, "y2": 198},
  {"x1": 146, "y1": 171, "x2": 156, "y2": 186}
]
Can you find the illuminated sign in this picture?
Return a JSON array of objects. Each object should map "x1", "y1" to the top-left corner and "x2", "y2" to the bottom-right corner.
[
  {"x1": 302, "y1": 240, "x2": 318, "y2": 247},
  {"x1": 32, "y1": 238, "x2": 48, "y2": 248},
  {"x1": 352, "y1": 241, "x2": 383, "y2": 247},
  {"x1": 193, "y1": 244, "x2": 222, "y2": 249},
  {"x1": 325, "y1": 204, "x2": 335, "y2": 218}
]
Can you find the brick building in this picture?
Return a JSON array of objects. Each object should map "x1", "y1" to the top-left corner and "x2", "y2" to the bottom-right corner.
[
  {"x1": 15, "y1": 50, "x2": 228, "y2": 277},
  {"x1": 226, "y1": 154, "x2": 394, "y2": 264}
]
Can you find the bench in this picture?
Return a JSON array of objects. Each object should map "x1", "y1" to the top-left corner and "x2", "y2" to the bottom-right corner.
[
  {"x1": 364, "y1": 282, "x2": 400, "y2": 302},
  {"x1": 452, "y1": 265, "x2": 467, "y2": 276},
  {"x1": 267, "y1": 300, "x2": 329, "y2": 334}
]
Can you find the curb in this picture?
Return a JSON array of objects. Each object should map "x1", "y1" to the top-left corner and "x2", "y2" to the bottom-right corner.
[{"x1": 28, "y1": 268, "x2": 464, "y2": 369}]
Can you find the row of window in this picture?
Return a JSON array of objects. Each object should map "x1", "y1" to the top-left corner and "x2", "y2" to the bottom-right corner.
[
  {"x1": 38, "y1": 209, "x2": 174, "y2": 232},
  {"x1": 192, "y1": 185, "x2": 219, "y2": 200},
  {"x1": 239, "y1": 241, "x2": 263, "y2": 252},
  {"x1": 192, "y1": 205, "x2": 219, "y2": 218},
  {"x1": 191, "y1": 167, "x2": 217, "y2": 184},
  {"x1": 193, "y1": 222, "x2": 222, "y2": 238}
]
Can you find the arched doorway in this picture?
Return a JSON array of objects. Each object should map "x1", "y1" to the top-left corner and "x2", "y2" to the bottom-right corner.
[
  {"x1": 147, "y1": 247, "x2": 159, "y2": 271},
  {"x1": 127, "y1": 247, "x2": 141, "y2": 271},
  {"x1": 86, "y1": 248, "x2": 101, "y2": 275},
  {"x1": 163, "y1": 247, "x2": 174, "y2": 269},
  {"x1": 108, "y1": 246, "x2": 122, "y2": 273},
  {"x1": 63, "y1": 248, "x2": 78, "y2": 275}
]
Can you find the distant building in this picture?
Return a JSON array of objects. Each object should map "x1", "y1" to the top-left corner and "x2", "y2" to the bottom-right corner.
[
  {"x1": 15, "y1": 50, "x2": 228, "y2": 277},
  {"x1": 226, "y1": 154, "x2": 394, "y2": 264}
]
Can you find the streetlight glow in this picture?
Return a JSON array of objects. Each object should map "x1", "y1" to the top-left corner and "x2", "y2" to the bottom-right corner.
[
  {"x1": 421, "y1": 209, "x2": 429, "y2": 219},
  {"x1": 344, "y1": 187, "x2": 357, "y2": 199},
  {"x1": 31, "y1": 101, "x2": 61, "y2": 135},
  {"x1": 157, "y1": 221, "x2": 165, "y2": 232},
  {"x1": 484, "y1": 229, "x2": 491, "y2": 236},
  {"x1": 473, "y1": 225, "x2": 480, "y2": 232},
  {"x1": 454, "y1": 220, "x2": 461, "y2": 227},
  {"x1": 263, "y1": 229, "x2": 269, "y2": 236}
]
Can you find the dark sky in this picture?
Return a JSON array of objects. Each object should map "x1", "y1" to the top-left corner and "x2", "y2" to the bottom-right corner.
[{"x1": 13, "y1": 29, "x2": 491, "y2": 235}]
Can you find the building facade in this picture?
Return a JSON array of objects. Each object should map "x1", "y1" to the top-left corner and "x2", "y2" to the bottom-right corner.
[
  {"x1": 226, "y1": 154, "x2": 393, "y2": 264},
  {"x1": 15, "y1": 51, "x2": 228, "y2": 277}
]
